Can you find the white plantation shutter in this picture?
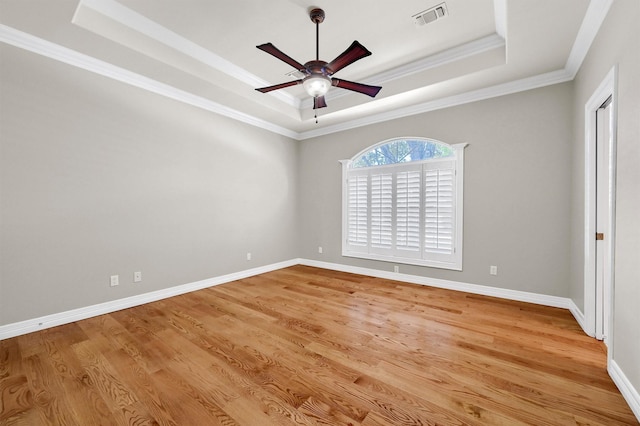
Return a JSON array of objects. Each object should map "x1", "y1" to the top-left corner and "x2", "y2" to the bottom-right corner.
[
  {"x1": 424, "y1": 161, "x2": 455, "y2": 259},
  {"x1": 342, "y1": 141, "x2": 466, "y2": 270},
  {"x1": 370, "y1": 173, "x2": 393, "y2": 252},
  {"x1": 396, "y1": 167, "x2": 422, "y2": 257},
  {"x1": 346, "y1": 173, "x2": 368, "y2": 252}
]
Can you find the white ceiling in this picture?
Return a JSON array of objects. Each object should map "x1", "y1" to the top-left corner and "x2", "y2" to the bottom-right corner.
[{"x1": 1, "y1": 0, "x2": 606, "y2": 140}]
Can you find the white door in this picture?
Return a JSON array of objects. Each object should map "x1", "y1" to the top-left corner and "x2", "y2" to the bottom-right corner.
[
  {"x1": 595, "y1": 96, "x2": 613, "y2": 343},
  {"x1": 584, "y1": 67, "x2": 616, "y2": 345}
]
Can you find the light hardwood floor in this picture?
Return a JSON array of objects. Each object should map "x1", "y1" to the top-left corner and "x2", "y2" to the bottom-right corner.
[{"x1": 1, "y1": 265, "x2": 637, "y2": 425}]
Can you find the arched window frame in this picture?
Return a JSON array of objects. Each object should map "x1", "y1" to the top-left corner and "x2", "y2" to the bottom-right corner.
[{"x1": 340, "y1": 137, "x2": 468, "y2": 271}]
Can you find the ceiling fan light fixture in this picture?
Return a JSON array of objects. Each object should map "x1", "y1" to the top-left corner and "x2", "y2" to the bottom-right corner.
[
  {"x1": 303, "y1": 74, "x2": 331, "y2": 97},
  {"x1": 255, "y1": 8, "x2": 381, "y2": 110}
]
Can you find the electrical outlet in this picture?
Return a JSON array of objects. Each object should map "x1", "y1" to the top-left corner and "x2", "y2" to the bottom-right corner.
[
  {"x1": 394, "y1": 265, "x2": 399, "y2": 273},
  {"x1": 110, "y1": 275, "x2": 119, "y2": 287},
  {"x1": 490, "y1": 265, "x2": 498, "y2": 275},
  {"x1": 318, "y1": 246, "x2": 323, "y2": 254},
  {"x1": 246, "y1": 252, "x2": 252, "y2": 261},
  {"x1": 134, "y1": 271, "x2": 142, "y2": 283}
]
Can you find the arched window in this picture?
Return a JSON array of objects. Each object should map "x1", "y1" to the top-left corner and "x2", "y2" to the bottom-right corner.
[{"x1": 341, "y1": 137, "x2": 467, "y2": 270}]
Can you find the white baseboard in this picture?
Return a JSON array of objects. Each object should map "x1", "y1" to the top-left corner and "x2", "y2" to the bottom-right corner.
[
  {"x1": 567, "y1": 301, "x2": 592, "y2": 337},
  {"x1": 0, "y1": 258, "x2": 595, "y2": 340},
  {"x1": 609, "y1": 360, "x2": 640, "y2": 422},
  {"x1": 299, "y1": 258, "x2": 575, "y2": 310},
  {"x1": 301, "y1": 258, "x2": 594, "y2": 343},
  {"x1": 0, "y1": 259, "x2": 298, "y2": 340}
]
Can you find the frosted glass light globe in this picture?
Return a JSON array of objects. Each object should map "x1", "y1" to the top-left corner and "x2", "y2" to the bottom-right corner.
[{"x1": 303, "y1": 75, "x2": 331, "y2": 97}]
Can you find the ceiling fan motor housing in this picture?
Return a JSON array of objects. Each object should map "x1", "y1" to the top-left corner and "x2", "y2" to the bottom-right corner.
[{"x1": 304, "y1": 60, "x2": 329, "y2": 75}]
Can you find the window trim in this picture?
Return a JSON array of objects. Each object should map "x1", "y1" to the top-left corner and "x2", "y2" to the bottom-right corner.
[{"x1": 340, "y1": 138, "x2": 467, "y2": 271}]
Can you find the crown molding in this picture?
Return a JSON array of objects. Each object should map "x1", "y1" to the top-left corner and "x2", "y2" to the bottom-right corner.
[
  {"x1": 298, "y1": 68, "x2": 573, "y2": 140},
  {"x1": 565, "y1": 0, "x2": 614, "y2": 78},
  {"x1": 372, "y1": 34, "x2": 505, "y2": 86},
  {"x1": 74, "y1": 0, "x2": 301, "y2": 109},
  {"x1": 0, "y1": 24, "x2": 298, "y2": 139},
  {"x1": 302, "y1": 33, "x2": 506, "y2": 110},
  {"x1": 0, "y1": 0, "x2": 611, "y2": 141},
  {"x1": 493, "y1": 0, "x2": 507, "y2": 39}
]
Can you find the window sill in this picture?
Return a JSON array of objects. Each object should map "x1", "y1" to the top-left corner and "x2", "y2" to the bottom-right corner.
[{"x1": 342, "y1": 251, "x2": 462, "y2": 271}]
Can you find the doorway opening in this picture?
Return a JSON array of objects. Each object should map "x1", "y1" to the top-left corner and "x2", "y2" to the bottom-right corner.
[{"x1": 584, "y1": 66, "x2": 617, "y2": 353}]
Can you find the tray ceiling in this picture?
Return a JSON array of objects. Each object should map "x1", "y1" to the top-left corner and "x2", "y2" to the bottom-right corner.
[{"x1": 1, "y1": 0, "x2": 604, "y2": 139}]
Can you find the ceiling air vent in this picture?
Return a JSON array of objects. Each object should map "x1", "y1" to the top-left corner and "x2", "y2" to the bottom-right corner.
[{"x1": 413, "y1": 3, "x2": 448, "y2": 26}]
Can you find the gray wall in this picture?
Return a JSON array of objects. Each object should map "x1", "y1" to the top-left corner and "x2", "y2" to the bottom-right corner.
[
  {"x1": 570, "y1": 0, "x2": 640, "y2": 399},
  {"x1": 0, "y1": 45, "x2": 299, "y2": 325},
  {"x1": 298, "y1": 83, "x2": 574, "y2": 297}
]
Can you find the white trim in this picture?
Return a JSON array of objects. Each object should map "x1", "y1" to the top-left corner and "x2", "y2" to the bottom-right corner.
[
  {"x1": 0, "y1": 259, "x2": 298, "y2": 340},
  {"x1": 565, "y1": 0, "x2": 614, "y2": 78},
  {"x1": 75, "y1": 0, "x2": 265, "y2": 85},
  {"x1": 298, "y1": 69, "x2": 573, "y2": 140},
  {"x1": 570, "y1": 302, "x2": 588, "y2": 336},
  {"x1": 0, "y1": 20, "x2": 564, "y2": 142},
  {"x1": 298, "y1": 259, "x2": 575, "y2": 310},
  {"x1": 340, "y1": 159, "x2": 351, "y2": 261},
  {"x1": 583, "y1": 66, "x2": 617, "y2": 340},
  {"x1": 370, "y1": 34, "x2": 505, "y2": 85},
  {"x1": 0, "y1": 0, "x2": 610, "y2": 141},
  {"x1": 0, "y1": 257, "x2": 585, "y2": 340},
  {"x1": 453, "y1": 143, "x2": 467, "y2": 271},
  {"x1": 0, "y1": 257, "x2": 582, "y2": 340},
  {"x1": 609, "y1": 360, "x2": 640, "y2": 422},
  {"x1": 493, "y1": 0, "x2": 507, "y2": 40},
  {"x1": 0, "y1": 24, "x2": 298, "y2": 140},
  {"x1": 73, "y1": 0, "x2": 300, "y2": 109},
  {"x1": 303, "y1": 34, "x2": 506, "y2": 109}
]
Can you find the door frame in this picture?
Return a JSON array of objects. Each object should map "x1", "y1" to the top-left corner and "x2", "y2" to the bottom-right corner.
[{"x1": 584, "y1": 66, "x2": 617, "y2": 354}]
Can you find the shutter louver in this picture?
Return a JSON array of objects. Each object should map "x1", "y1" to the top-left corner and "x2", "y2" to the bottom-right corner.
[
  {"x1": 424, "y1": 164, "x2": 455, "y2": 255},
  {"x1": 396, "y1": 170, "x2": 421, "y2": 254},
  {"x1": 370, "y1": 173, "x2": 393, "y2": 250},
  {"x1": 347, "y1": 175, "x2": 368, "y2": 249}
]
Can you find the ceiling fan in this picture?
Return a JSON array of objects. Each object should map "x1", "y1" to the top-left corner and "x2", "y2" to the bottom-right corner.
[{"x1": 255, "y1": 7, "x2": 382, "y2": 110}]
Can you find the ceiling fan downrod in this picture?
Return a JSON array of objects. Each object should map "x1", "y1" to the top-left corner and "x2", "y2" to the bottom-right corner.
[{"x1": 309, "y1": 8, "x2": 325, "y2": 61}]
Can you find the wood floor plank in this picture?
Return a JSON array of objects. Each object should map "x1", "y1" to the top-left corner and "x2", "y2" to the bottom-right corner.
[
  {"x1": 149, "y1": 367, "x2": 234, "y2": 425},
  {"x1": 103, "y1": 348, "x2": 178, "y2": 426},
  {"x1": 0, "y1": 375, "x2": 32, "y2": 423},
  {"x1": 1, "y1": 265, "x2": 637, "y2": 425},
  {"x1": 71, "y1": 340, "x2": 138, "y2": 410},
  {"x1": 22, "y1": 353, "x2": 79, "y2": 425}
]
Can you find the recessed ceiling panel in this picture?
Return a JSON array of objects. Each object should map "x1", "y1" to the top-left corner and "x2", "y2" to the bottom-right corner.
[{"x1": 0, "y1": 0, "x2": 593, "y2": 136}]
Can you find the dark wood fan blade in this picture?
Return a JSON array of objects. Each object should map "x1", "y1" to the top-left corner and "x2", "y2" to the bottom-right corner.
[
  {"x1": 326, "y1": 41, "x2": 372, "y2": 74},
  {"x1": 313, "y1": 96, "x2": 327, "y2": 109},
  {"x1": 332, "y1": 78, "x2": 381, "y2": 97},
  {"x1": 257, "y1": 43, "x2": 306, "y2": 71},
  {"x1": 255, "y1": 80, "x2": 303, "y2": 93}
]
